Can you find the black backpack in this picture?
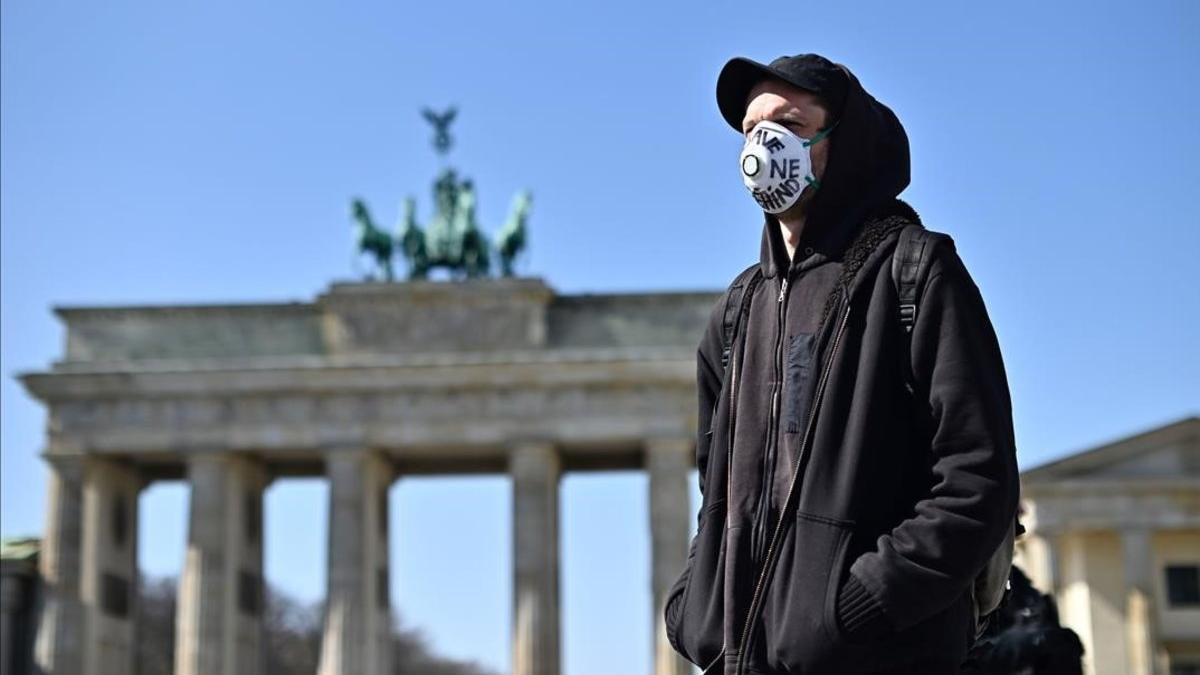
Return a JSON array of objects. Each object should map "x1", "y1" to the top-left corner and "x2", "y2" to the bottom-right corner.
[{"x1": 714, "y1": 224, "x2": 1025, "y2": 642}]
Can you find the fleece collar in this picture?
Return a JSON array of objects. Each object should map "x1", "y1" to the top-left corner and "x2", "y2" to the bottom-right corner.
[
  {"x1": 757, "y1": 198, "x2": 922, "y2": 279},
  {"x1": 758, "y1": 208, "x2": 865, "y2": 278}
]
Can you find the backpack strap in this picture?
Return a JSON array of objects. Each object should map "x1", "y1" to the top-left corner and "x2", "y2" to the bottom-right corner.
[
  {"x1": 720, "y1": 263, "x2": 763, "y2": 373},
  {"x1": 890, "y1": 224, "x2": 953, "y2": 395}
]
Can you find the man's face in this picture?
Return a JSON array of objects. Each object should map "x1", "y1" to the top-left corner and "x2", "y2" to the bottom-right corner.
[{"x1": 741, "y1": 79, "x2": 832, "y2": 219}]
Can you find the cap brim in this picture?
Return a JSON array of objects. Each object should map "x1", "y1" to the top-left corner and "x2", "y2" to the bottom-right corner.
[{"x1": 715, "y1": 57, "x2": 821, "y2": 133}]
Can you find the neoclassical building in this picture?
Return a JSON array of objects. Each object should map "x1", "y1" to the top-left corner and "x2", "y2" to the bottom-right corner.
[
  {"x1": 14, "y1": 275, "x2": 1200, "y2": 675},
  {"x1": 17, "y1": 277, "x2": 719, "y2": 675},
  {"x1": 1015, "y1": 416, "x2": 1200, "y2": 675}
]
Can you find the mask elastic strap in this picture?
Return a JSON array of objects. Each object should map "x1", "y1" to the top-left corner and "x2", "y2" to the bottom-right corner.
[
  {"x1": 802, "y1": 119, "x2": 839, "y2": 147},
  {"x1": 801, "y1": 119, "x2": 838, "y2": 190}
]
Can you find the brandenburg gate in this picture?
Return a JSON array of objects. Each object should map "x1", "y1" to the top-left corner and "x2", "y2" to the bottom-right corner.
[{"x1": 18, "y1": 277, "x2": 719, "y2": 675}]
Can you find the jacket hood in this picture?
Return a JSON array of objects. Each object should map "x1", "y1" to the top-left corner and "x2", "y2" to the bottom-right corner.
[{"x1": 758, "y1": 62, "x2": 911, "y2": 278}]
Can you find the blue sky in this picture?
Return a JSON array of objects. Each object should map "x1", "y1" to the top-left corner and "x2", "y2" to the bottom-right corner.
[{"x1": 2, "y1": 1, "x2": 1197, "y2": 673}]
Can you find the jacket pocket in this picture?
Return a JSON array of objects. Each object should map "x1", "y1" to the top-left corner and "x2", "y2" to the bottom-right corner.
[
  {"x1": 830, "y1": 565, "x2": 976, "y2": 668},
  {"x1": 665, "y1": 497, "x2": 726, "y2": 667},
  {"x1": 783, "y1": 333, "x2": 815, "y2": 434},
  {"x1": 757, "y1": 510, "x2": 857, "y2": 673}
]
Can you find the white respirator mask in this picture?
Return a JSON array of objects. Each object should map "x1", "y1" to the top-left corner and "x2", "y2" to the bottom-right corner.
[{"x1": 739, "y1": 119, "x2": 835, "y2": 214}]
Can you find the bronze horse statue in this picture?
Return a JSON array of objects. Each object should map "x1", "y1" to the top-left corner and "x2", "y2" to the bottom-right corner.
[
  {"x1": 350, "y1": 197, "x2": 394, "y2": 281},
  {"x1": 396, "y1": 196, "x2": 428, "y2": 279},
  {"x1": 350, "y1": 107, "x2": 530, "y2": 281},
  {"x1": 496, "y1": 190, "x2": 532, "y2": 277}
]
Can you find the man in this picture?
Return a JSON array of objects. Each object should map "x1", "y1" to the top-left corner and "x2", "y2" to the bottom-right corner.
[{"x1": 662, "y1": 53, "x2": 1020, "y2": 675}]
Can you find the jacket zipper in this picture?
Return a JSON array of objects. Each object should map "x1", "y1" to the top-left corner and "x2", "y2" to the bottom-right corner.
[
  {"x1": 734, "y1": 286, "x2": 853, "y2": 675},
  {"x1": 751, "y1": 275, "x2": 789, "y2": 566}
]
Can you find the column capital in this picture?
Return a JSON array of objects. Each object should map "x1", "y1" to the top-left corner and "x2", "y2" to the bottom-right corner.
[
  {"x1": 42, "y1": 454, "x2": 85, "y2": 481},
  {"x1": 509, "y1": 439, "x2": 557, "y2": 453},
  {"x1": 643, "y1": 436, "x2": 692, "y2": 451},
  {"x1": 508, "y1": 442, "x2": 561, "y2": 482},
  {"x1": 322, "y1": 448, "x2": 396, "y2": 483},
  {"x1": 643, "y1": 437, "x2": 692, "y2": 471},
  {"x1": 315, "y1": 429, "x2": 368, "y2": 449},
  {"x1": 81, "y1": 455, "x2": 145, "y2": 493},
  {"x1": 321, "y1": 443, "x2": 386, "y2": 458},
  {"x1": 184, "y1": 452, "x2": 270, "y2": 482},
  {"x1": 183, "y1": 451, "x2": 236, "y2": 475},
  {"x1": 321, "y1": 440, "x2": 365, "y2": 454}
]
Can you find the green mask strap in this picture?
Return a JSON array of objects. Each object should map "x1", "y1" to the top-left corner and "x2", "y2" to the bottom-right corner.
[
  {"x1": 801, "y1": 119, "x2": 838, "y2": 189},
  {"x1": 801, "y1": 119, "x2": 838, "y2": 148}
]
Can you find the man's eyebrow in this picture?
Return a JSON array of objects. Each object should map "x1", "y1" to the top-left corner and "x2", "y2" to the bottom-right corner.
[{"x1": 742, "y1": 111, "x2": 810, "y2": 133}]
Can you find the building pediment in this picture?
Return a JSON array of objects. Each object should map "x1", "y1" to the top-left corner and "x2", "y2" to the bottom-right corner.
[{"x1": 1021, "y1": 416, "x2": 1199, "y2": 486}]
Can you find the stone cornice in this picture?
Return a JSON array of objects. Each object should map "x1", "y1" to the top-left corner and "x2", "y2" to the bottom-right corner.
[
  {"x1": 38, "y1": 379, "x2": 698, "y2": 461},
  {"x1": 1021, "y1": 477, "x2": 1200, "y2": 497},
  {"x1": 33, "y1": 277, "x2": 722, "y2": 365},
  {"x1": 20, "y1": 348, "x2": 693, "y2": 400}
]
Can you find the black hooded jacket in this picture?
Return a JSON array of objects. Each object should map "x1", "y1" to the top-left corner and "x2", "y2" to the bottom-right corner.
[{"x1": 663, "y1": 62, "x2": 1021, "y2": 674}]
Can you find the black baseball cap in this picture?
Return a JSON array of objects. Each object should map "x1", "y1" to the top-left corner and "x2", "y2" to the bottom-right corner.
[{"x1": 716, "y1": 53, "x2": 849, "y2": 132}]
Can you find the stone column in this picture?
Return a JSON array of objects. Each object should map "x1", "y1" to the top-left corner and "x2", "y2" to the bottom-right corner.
[
  {"x1": 318, "y1": 449, "x2": 394, "y2": 675},
  {"x1": 1043, "y1": 530, "x2": 1062, "y2": 595},
  {"x1": 78, "y1": 457, "x2": 141, "y2": 675},
  {"x1": 646, "y1": 438, "x2": 693, "y2": 675},
  {"x1": 511, "y1": 442, "x2": 561, "y2": 675},
  {"x1": 1121, "y1": 528, "x2": 1162, "y2": 675},
  {"x1": 33, "y1": 457, "x2": 84, "y2": 675},
  {"x1": 175, "y1": 454, "x2": 269, "y2": 675},
  {"x1": 1023, "y1": 528, "x2": 1062, "y2": 597}
]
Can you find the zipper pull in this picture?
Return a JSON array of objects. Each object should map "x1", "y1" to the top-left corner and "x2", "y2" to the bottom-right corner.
[{"x1": 778, "y1": 277, "x2": 788, "y2": 303}]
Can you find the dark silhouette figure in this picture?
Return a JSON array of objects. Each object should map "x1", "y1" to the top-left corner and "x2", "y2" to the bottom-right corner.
[{"x1": 961, "y1": 566, "x2": 1085, "y2": 675}]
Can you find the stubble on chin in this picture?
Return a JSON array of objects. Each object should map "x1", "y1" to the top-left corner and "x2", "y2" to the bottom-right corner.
[{"x1": 776, "y1": 185, "x2": 816, "y2": 227}]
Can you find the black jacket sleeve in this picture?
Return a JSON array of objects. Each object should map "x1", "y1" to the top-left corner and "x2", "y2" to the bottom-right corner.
[
  {"x1": 664, "y1": 291, "x2": 730, "y2": 651},
  {"x1": 694, "y1": 293, "x2": 728, "y2": 503},
  {"x1": 838, "y1": 241, "x2": 1022, "y2": 635}
]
